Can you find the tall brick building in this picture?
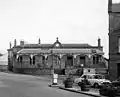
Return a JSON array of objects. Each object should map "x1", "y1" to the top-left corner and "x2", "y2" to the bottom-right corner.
[
  {"x1": 109, "y1": 0, "x2": 120, "y2": 80},
  {"x1": 8, "y1": 38, "x2": 107, "y2": 75}
]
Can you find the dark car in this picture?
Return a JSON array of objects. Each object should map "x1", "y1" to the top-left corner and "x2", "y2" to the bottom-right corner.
[
  {"x1": 99, "y1": 77, "x2": 120, "y2": 96},
  {"x1": 112, "y1": 77, "x2": 120, "y2": 87},
  {"x1": 99, "y1": 84, "x2": 116, "y2": 97}
]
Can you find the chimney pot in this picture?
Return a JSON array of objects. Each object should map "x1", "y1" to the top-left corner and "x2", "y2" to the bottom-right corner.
[{"x1": 20, "y1": 40, "x2": 24, "y2": 45}]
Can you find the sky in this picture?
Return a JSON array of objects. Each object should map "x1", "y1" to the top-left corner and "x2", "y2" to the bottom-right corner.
[{"x1": 0, "y1": 0, "x2": 113, "y2": 58}]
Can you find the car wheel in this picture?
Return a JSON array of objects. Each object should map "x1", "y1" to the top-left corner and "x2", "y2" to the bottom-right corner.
[
  {"x1": 94, "y1": 83, "x2": 99, "y2": 88},
  {"x1": 78, "y1": 82, "x2": 82, "y2": 86}
]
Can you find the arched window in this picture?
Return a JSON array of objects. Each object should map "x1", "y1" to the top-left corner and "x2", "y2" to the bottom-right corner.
[
  {"x1": 20, "y1": 56, "x2": 23, "y2": 63},
  {"x1": 96, "y1": 56, "x2": 99, "y2": 64},
  {"x1": 33, "y1": 56, "x2": 35, "y2": 65},
  {"x1": 42, "y1": 56, "x2": 45, "y2": 60},
  {"x1": 17, "y1": 57, "x2": 19, "y2": 63},
  {"x1": 93, "y1": 56, "x2": 96, "y2": 64},
  {"x1": 30, "y1": 57, "x2": 32, "y2": 65},
  {"x1": 93, "y1": 55, "x2": 100, "y2": 64}
]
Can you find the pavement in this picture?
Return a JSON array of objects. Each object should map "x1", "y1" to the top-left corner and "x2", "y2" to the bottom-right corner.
[
  {"x1": 52, "y1": 84, "x2": 120, "y2": 97},
  {"x1": 40, "y1": 74, "x2": 104, "y2": 97},
  {"x1": 58, "y1": 85, "x2": 104, "y2": 97},
  {"x1": 47, "y1": 75, "x2": 119, "y2": 97}
]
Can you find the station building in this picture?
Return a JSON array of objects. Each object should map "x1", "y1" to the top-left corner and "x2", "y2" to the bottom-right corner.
[{"x1": 8, "y1": 38, "x2": 107, "y2": 75}]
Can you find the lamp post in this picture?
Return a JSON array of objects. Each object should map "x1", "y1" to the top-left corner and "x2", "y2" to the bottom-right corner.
[
  {"x1": 88, "y1": 54, "x2": 92, "y2": 72},
  {"x1": 88, "y1": 54, "x2": 91, "y2": 68},
  {"x1": 51, "y1": 50, "x2": 54, "y2": 74},
  {"x1": 81, "y1": 64, "x2": 84, "y2": 75},
  {"x1": 50, "y1": 50, "x2": 58, "y2": 86}
]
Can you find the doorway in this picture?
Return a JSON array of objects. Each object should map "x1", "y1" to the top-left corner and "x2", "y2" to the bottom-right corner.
[
  {"x1": 65, "y1": 56, "x2": 73, "y2": 67},
  {"x1": 80, "y1": 56, "x2": 85, "y2": 67},
  {"x1": 117, "y1": 63, "x2": 120, "y2": 78}
]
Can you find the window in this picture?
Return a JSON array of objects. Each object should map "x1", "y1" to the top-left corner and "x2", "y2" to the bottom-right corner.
[
  {"x1": 111, "y1": 0, "x2": 120, "y2": 12},
  {"x1": 42, "y1": 56, "x2": 45, "y2": 60},
  {"x1": 88, "y1": 75, "x2": 92, "y2": 79},
  {"x1": 20, "y1": 56, "x2": 22, "y2": 63},
  {"x1": 118, "y1": 37, "x2": 120, "y2": 53},
  {"x1": 93, "y1": 56, "x2": 96, "y2": 64},
  {"x1": 112, "y1": 0, "x2": 120, "y2": 4},
  {"x1": 17, "y1": 57, "x2": 19, "y2": 63},
  {"x1": 30, "y1": 57, "x2": 32, "y2": 65},
  {"x1": 81, "y1": 75, "x2": 86, "y2": 78},
  {"x1": 94, "y1": 75, "x2": 104, "y2": 79},
  {"x1": 33, "y1": 56, "x2": 35, "y2": 65},
  {"x1": 94, "y1": 75, "x2": 99, "y2": 79},
  {"x1": 96, "y1": 56, "x2": 99, "y2": 64}
]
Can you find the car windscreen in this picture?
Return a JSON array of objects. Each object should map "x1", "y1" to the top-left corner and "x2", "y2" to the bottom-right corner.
[
  {"x1": 94, "y1": 75, "x2": 104, "y2": 79},
  {"x1": 81, "y1": 75, "x2": 86, "y2": 78}
]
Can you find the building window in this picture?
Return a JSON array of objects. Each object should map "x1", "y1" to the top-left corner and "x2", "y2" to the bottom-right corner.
[
  {"x1": 30, "y1": 57, "x2": 32, "y2": 65},
  {"x1": 33, "y1": 56, "x2": 35, "y2": 65},
  {"x1": 118, "y1": 37, "x2": 120, "y2": 53},
  {"x1": 96, "y1": 56, "x2": 99, "y2": 64},
  {"x1": 17, "y1": 57, "x2": 19, "y2": 63},
  {"x1": 93, "y1": 56, "x2": 96, "y2": 64},
  {"x1": 93, "y1": 55, "x2": 100, "y2": 64},
  {"x1": 42, "y1": 56, "x2": 45, "y2": 60},
  {"x1": 20, "y1": 56, "x2": 22, "y2": 63}
]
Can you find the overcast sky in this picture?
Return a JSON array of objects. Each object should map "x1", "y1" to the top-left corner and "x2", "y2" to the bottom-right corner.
[{"x1": 0, "y1": 0, "x2": 112, "y2": 58}]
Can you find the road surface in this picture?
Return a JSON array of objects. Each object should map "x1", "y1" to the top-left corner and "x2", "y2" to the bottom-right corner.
[{"x1": 0, "y1": 72, "x2": 91, "y2": 97}]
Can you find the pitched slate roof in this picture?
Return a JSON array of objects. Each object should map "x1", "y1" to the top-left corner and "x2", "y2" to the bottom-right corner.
[
  {"x1": 17, "y1": 43, "x2": 92, "y2": 48},
  {"x1": 17, "y1": 49, "x2": 50, "y2": 54},
  {"x1": 62, "y1": 44, "x2": 92, "y2": 48},
  {"x1": 17, "y1": 48, "x2": 104, "y2": 55},
  {"x1": 52, "y1": 49, "x2": 104, "y2": 55}
]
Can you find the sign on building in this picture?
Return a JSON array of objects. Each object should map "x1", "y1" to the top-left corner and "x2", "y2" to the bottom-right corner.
[{"x1": 83, "y1": 68, "x2": 95, "y2": 74}]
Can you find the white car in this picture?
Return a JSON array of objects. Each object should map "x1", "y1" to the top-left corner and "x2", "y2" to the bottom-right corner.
[{"x1": 74, "y1": 74, "x2": 111, "y2": 88}]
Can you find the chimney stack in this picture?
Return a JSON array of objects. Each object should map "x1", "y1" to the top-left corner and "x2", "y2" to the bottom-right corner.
[
  {"x1": 38, "y1": 38, "x2": 41, "y2": 44},
  {"x1": 14, "y1": 39, "x2": 17, "y2": 47},
  {"x1": 10, "y1": 42, "x2": 12, "y2": 49},
  {"x1": 98, "y1": 37, "x2": 101, "y2": 47},
  {"x1": 20, "y1": 40, "x2": 24, "y2": 46}
]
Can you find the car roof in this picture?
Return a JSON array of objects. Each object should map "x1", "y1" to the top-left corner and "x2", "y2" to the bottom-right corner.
[{"x1": 82, "y1": 74, "x2": 103, "y2": 76}]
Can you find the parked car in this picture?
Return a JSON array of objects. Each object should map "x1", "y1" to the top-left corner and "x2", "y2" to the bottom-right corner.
[
  {"x1": 99, "y1": 83, "x2": 116, "y2": 97},
  {"x1": 99, "y1": 76, "x2": 120, "y2": 96},
  {"x1": 74, "y1": 74, "x2": 111, "y2": 88},
  {"x1": 112, "y1": 76, "x2": 120, "y2": 87}
]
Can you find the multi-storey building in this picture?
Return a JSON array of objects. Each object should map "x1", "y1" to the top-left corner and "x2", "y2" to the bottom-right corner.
[{"x1": 108, "y1": 0, "x2": 120, "y2": 80}]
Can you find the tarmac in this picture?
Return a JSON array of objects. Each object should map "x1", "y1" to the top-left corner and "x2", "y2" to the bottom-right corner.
[
  {"x1": 5, "y1": 72, "x2": 119, "y2": 97},
  {"x1": 49, "y1": 84, "x2": 105, "y2": 97}
]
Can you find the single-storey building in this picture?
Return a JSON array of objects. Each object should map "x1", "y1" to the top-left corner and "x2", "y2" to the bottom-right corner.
[{"x1": 8, "y1": 38, "x2": 107, "y2": 75}]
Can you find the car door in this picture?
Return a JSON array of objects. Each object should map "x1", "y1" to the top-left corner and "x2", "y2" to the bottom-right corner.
[
  {"x1": 75, "y1": 75, "x2": 85, "y2": 83},
  {"x1": 87, "y1": 75, "x2": 94, "y2": 85},
  {"x1": 80, "y1": 75, "x2": 86, "y2": 82},
  {"x1": 92, "y1": 75, "x2": 100, "y2": 85}
]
